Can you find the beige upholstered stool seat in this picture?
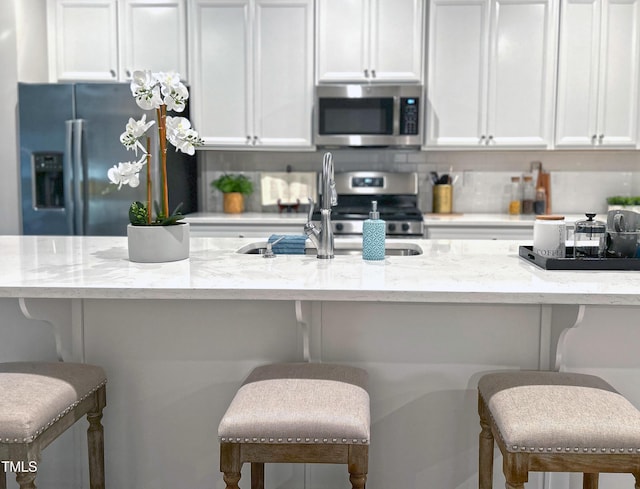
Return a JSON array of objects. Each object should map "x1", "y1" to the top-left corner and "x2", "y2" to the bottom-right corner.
[
  {"x1": 478, "y1": 370, "x2": 640, "y2": 489},
  {"x1": 219, "y1": 363, "x2": 370, "y2": 489},
  {"x1": 0, "y1": 362, "x2": 107, "y2": 489}
]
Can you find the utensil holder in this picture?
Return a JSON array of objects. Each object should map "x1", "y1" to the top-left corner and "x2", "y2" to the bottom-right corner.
[{"x1": 433, "y1": 184, "x2": 452, "y2": 214}]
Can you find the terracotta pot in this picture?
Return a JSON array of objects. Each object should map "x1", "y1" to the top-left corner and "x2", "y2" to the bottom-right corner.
[
  {"x1": 127, "y1": 222, "x2": 190, "y2": 263},
  {"x1": 223, "y1": 192, "x2": 245, "y2": 213}
]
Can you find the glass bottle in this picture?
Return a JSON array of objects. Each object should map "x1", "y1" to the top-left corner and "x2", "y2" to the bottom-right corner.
[
  {"x1": 522, "y1": 175, "x2": 535, "y2": 214},
  {"x1": 508, "y1": 176, "x2": 522, "y2": 215}
]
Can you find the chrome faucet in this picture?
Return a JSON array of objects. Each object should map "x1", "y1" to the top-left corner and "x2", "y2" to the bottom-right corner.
[{"x1": 304, "y1": 152, "x2": 337, "y2": 259}]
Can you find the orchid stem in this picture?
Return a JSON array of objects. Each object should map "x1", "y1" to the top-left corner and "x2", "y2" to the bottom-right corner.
[
  {"x1": 146, "y1": 137, "x2": 152, "y2": 224},
  {"x1": 157, "y1": 105, "x2": 169, "y2": 218}
]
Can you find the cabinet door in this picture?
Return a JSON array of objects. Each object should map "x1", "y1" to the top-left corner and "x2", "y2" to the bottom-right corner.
[
  {"x1": 425, "y1": 0, "x2": 490, "y2": 146},
  {"x1": 48, "y1": 0, "x2": 119, "y2": 81},
  {"x1": 370, "y1": 0, "x2": 424, "y2": 82},
  {"x1": 597, "y1": 0, "x2": 640, "y2": 147},
  {"x1": 189, "y1": 0, "x2": 252, "y2": 146},
  {"x1": 316, "y1": 0, "x2": 369, "y2": 82},
  {"x1": 555, "y1": 0, "x2": 601, "y2": 147},
  {"x1": 119, "y1": 0, "x2": 188, "y2": 81},
  {"x1": 486, "y1": 0, "x2": 558, "y2": 147},
  {"x1": 254, "y1": 0, "x2": 314, "y2": 147}
]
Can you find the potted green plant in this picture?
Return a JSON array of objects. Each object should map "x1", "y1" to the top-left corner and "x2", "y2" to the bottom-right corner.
[
  {"x1": 211, "y1": 174, "x2": 254, "y2": 213},
  {"x1": 107, "y1": 70, "x2": 203, "y2": 262},
  {"x1": 606, "y1": 196, "x2": 640, "y2": 213}
]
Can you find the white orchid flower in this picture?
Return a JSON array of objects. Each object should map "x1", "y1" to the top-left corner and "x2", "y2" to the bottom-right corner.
[
  {"x1": 107, "y1": 157, "x2": 146, "y2": 189},
  {"x1": 120, "y1": 115, "x2": 155, "y2": 152},
  {"x1": 166, "y1": 116, "x2": 203, "y2": 155},
  {"x1": 130, "y1": 70, "x2": 162, "y2": 110}
]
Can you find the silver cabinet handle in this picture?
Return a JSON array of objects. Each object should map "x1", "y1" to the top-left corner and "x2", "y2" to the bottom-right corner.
[
  {"x1": 110, "y1": 69, "x2": 116, "y2": 78},
  {"x1": 246, "y1": 135, "x2": 251, "y2": 144},
  {"x1": 487, "y1": 135, "x2": 494, "y2": 144},
  {"x1": 599, "y1": 134, "x2": 604, "y2": 142},
  {"x1": 591, "y1": 134, "x2": 597, "y2": 143},
  {"x1": 253, "y1": 136, "x2": 259, "y2": 144},
  {"x1": 371, "y1": 69, "x2": 376, "y2": 78},
  {"x1": 364, "y1": 69, "x2": 369, "y2": 78},
  {"x1": 126, "y1": 69, "x2": 132, "y2": 78}
]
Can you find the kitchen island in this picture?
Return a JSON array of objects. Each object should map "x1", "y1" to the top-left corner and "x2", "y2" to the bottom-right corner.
[{"x1": 1, "y1": 235, "x2": 638, "y2": 489}]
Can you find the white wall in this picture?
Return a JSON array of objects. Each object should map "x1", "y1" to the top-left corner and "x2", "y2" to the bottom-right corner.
[
  {"x1": 1, "y1": 1, "x2": 20, "y2": 234},
  {"x1": 15, "y1": 0, "x2": 49, "y2": 82}
]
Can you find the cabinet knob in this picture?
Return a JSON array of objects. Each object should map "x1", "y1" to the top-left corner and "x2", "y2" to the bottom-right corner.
[
  {"x1": 126, "y1": 69, "x2": 132, "y2": 78},
  {"x1": 109, "y1": 69, "x2": 116, "y2": 78},
  {"x1": 371, "y1": 69, "x2": 376, "y2": 78},
  {"x1": 591, "y1": 134, "x2": 597, "y2": 143},
  {"x1": 246, "y1": 135, "x2": 251, "y2": 144},
  {"x1": 253, "y1": 136, "x2": 259, "y2": 144},
  {"x1": 487, "y1": 135, "x2": 494, "y2": 144},
  {"x1": 364, "y1": 69, "x2": 369, "y2": 78},
  {"x1": 479, "y1": 135, "x2": 486, "y2": 144},
  {"x1": 599, "y1": 134, "x2": 604, "y2": 142}
]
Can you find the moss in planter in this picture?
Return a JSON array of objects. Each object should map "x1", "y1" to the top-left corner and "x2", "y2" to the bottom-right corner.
[{"x1": 607, "y1": 196, "x2": 640, "y2": 206}]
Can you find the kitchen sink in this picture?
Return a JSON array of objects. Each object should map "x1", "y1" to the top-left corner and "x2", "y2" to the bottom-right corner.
[{"x1": 236, "y1": 241, "x2": 423, "y2": 256}]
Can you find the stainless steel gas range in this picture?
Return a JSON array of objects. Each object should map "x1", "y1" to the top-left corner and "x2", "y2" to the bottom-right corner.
[{"x1": 312, "y1": 171, "x2": 425, "y2": 237}]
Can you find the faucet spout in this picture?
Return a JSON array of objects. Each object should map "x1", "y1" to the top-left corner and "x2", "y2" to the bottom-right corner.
[{"x1": 304, "y1": 152, "x2": 337, "y2": 259}]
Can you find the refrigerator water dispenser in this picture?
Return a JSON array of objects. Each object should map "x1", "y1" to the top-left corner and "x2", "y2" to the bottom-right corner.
[{"x1": 33, "y1": 152, "x2": 64, "y2": 209}]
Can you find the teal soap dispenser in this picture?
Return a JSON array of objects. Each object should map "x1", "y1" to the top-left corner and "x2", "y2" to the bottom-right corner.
[{"x1": 362, "y1": 200, "x2": 386, "y2": 261}]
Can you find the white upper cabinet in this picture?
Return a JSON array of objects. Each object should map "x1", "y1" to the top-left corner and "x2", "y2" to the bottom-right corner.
[
  {"x1": 316, "y1": 0, "x2": 424, "y2": 83},
  {"x1": 189, "y1": 0, "x2": 314, "y2": 149},
  {"x1": 425, "y1": 0, "x2": 559, "y2": 148},
  {"x1": 47, "y1": 0, "x2": 188, "y2": 82},
  {"x1": 48, "y1": 0, "x2": 119, "y2": 81},
  {"x1": 119, "y1": 0, "x2": 188, "y2": 80},
  {"x1": 555, "y1": 0, "x2": 640, "y2": 148}
]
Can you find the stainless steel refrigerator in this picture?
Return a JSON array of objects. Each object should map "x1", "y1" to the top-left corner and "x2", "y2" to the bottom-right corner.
[{"x1": 18, "y1": 82, "x2": 197, "y2": 236}]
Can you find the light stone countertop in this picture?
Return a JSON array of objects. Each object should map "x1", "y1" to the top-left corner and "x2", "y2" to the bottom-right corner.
[
  {"x1": 185, "y1": 212, "x2": 590, "y2": 227},
  {"x1": 1, "y1": 235, "x2": 639, "y2": 305}
]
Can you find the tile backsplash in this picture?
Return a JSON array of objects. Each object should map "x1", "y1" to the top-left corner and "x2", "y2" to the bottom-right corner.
[{"x1": 199, "y1": 149, "x2": 640, "y2": 215}]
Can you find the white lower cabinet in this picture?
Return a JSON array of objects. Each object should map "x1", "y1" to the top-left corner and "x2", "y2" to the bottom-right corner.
[
  {"x1": 425, "y1": 0, "x2": 559, "y2": 148},
  {"x1": 189, "y1": 0, "x2": 314, "y2": 149},
  {"x1": 555, "y1": 0, "x2": 640, "y2": 148}
]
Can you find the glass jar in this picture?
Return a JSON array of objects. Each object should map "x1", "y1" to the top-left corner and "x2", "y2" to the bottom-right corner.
[
  {"x1": 534, "y1": 187, "x2": 547, "y2": 215},
  {"x1": 508, "y1": 176, "x2": 522, "y2": 215},
  {"x1": 573, "y1": 213, "x2": 606, "y2": 258},
  {"x1": 522, "y1": 175, "x2": 535, "y2": 214}
]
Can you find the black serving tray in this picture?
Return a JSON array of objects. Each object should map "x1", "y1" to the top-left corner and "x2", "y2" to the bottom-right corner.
[{"x1": 519, "y1": 246, "x2": 640, "y2": 270}]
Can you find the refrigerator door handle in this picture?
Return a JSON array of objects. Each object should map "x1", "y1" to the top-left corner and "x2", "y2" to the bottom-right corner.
[
  {"x1": 71, "y1": 119, "x2": 85, "y2": 235},
  {"x1": 64, "y1": 120, "x2": 76, "y2": 234}
]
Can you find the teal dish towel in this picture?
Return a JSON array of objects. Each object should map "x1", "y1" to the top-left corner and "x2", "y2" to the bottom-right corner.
[{"x1": 268, "y1": 234, "x2": 307, "y2": 255}]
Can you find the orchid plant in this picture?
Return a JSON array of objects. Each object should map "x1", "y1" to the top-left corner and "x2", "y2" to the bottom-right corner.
[{"x1": 108, "y1": 70, "x2": 203, "y2": 226}]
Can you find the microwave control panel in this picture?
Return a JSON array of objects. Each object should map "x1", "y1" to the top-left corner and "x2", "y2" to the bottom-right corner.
[{"x1": 399, "y1": 97, "x2": 419, "y2": 135}]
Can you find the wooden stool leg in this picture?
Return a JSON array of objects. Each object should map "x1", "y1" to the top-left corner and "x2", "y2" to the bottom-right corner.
[
  {"x1": 478, "y1": 396, "x2": 494, "y2": 489},
  {"x1": 634, "y1": 472, "x2": 640, "y2": 489},
  {"x1": 220, "y1": 443, "x2": 242, "y2": 489},
  {"x1": 348, "y1": 445, "x2": 368, "y2": 489},
  {"x1": 15, "y1": 471, "x2": 36, "y2": 489},
  {"x1": 0, "y1": 468, "x2": 6, "y2": 489},
  {"x1": 87, "y1": 388, "x2": 106, "y2": 489},
  {"x1": 503, "y1": 452, "x2": 528, "y2": 489},
  {"x1": 251, "y1": 462, "x2": 264, "y2": 489},
  {"x1": 583, "y1": 473, "x2": 598, "y2": 489}
]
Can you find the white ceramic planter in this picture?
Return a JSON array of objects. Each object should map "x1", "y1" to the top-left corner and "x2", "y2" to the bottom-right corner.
[
  {"x1": 608, "y1": 205, "x2": 640, "y2": 213},
  {"x1": 127, "y1": 223, "x2": 190, "y2": 263}
]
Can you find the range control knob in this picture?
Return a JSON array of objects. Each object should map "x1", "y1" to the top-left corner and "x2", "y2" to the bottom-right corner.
[
  {"x1": 335, "y1": 223, "x2": 344, "y2": 232},
  {"x1": 401, "y1": 223, "x2": 410, "y2": 232},
  {"x1": 388, "y1": 223, "x2": 396, "y2": 232}
]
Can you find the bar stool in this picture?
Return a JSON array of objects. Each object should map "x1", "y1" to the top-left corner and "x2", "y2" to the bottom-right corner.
[
  {"x1": 218, "y1": 362, "x2": 370, "y2": 489},
  {"x1": 478, "y1": 370, "x2": 640, "y2": 489},
  {"x1": 0, "y1": 362, "x2": 107, "y2": 489}
]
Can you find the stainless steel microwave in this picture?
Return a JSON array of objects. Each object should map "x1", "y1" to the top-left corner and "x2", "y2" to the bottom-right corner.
[{"x1": 314, "y1": 84, "x2": 422, "y2": 148}]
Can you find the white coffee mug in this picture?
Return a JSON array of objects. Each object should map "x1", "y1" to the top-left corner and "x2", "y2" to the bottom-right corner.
[{"x1": 533, "y1": 215, "x2": 566, "y2": 258}]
